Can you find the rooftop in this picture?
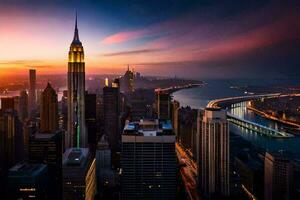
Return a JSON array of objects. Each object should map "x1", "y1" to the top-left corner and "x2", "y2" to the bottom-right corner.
[
  {"x1": 9, "y1": 162, "x2": 47, "y2": 177},
  {"x1": 63, "y1": 148, "x2": 89, "y2": 167},
  {"x1": 32, "y1": 131, "x2": 61, "y2": 139},
  {"x1": 123, "y1": 119, "x2": 174, "y2": 136}
]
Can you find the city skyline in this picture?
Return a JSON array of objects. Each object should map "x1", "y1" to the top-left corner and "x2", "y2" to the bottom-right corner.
[
  {"x1": 2, "y1": 1, "x2": 300, "y2": 199},
  {"x1": 1, "y1": 0, "x2": 300, "y2": 79}
]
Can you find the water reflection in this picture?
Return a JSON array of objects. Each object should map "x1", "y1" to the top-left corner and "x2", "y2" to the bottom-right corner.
[
  {"x1": 229, "y1": 101, "x2": 300, "y2": 158},
  {"x1": 173, "y1": 83, "x2": 300, "y2": 159}
]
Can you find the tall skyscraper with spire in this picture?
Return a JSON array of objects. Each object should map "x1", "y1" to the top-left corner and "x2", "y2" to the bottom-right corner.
[{"x1": 67, "y1": 14, "x2": 87, "y2": 148}]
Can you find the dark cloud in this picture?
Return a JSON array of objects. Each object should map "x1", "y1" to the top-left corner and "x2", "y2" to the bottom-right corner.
[{"x1": 102, "y1": 49, "x2": 161, "y2": 57}]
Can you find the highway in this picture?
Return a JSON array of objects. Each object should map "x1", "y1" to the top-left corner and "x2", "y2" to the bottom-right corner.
[
  {"x1": 155, "y1": 83, "x2": 202, "y2": 93},
  {"x1": 207, "y1": 93, "x2": 281, "y2": 108},
  {"x1": 176, "y1": 142, "x2": 200, "y2": 200}
]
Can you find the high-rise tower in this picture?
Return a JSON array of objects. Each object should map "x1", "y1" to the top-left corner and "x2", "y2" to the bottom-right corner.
[
  {"x1": 28, "y1": 69, "x2": 36, "y2": 118},
  {"x1": 198, "y1": 107, "x2": 230, "y2": 198},
  {"x1": 40, "y1": 83, "x2": 58, "y2": 133},
  {"x1": 67, "y1": 14, "x2": 86, "y2": 148},
  {"x1": 103, "y1": 80, "x2": 120, "y2": 152},
  {"x1": 264, "y1": 151, "x2": 293, "y2": 200}
]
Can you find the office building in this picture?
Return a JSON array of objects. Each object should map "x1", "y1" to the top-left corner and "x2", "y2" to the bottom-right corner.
[
  {"x1": 63, "y1": 148, "x2": 96, "y2": 200},
  {"x1": 23, "y1": 120, "x2": 36, "y2": 161},
  {"x1": 96, "y1": 135, "x2": 116, "y2": 188},
  {"x1": 29, "y1": 131, "x2": 63, "y2": 199},
  {"x1": 235, "y1": 155, "x2": 264, "y2": 200},
  {"x1": 19, "y1": 91, "x2": 29, "y2": 122},
  {"x1": 7, "y1": 162, "x2": 48, "y2": 199},
  {"x1": 67, "y1": 15, "x2": 87, "y2": 148},
  {"x1": 103, "y1": 82, "x2": 120, "y2": 152},
  {"x1": 120, "y1": 65, "x2": 134, "y2": 93},
  {"x1": 198, "y1": 107, "x2": 230, "y2": 197},
  {"x1": 128, "y1": 89, "x2": 154, "y2": 121},
  {"x1": 40, "y1": 83, "x2": 58, "y2": 133},
  {"x1": 61, "y1": 90, "x2": 68, "y2": 130},
  {"x1": 178, "y1": 107, "x2": 198, "y2": 156},
  {"x1": 264, "y1": 151, "x2": 293, "y2": 200},
  {"x1": 171, "y1": 100, "x2": 180, "y2": 136},
  {"x1": 0, "y1": 109, "x2": 23, "y2": 171},
  {"x1": 85, "y1": 92, "x2": 97, "y2": 151},
  {"x1": 28, "y1": 69, "x2": 36, "y2": 117},
  {"x1": 155, "y1": 89, "x2": 172, "y2": 120},
  {"x1": 121, "y1": 119, "x2": 176, "y2": 200},
  {"x1": 0, "y1": 97, "x2": 15, "y2": 111}
]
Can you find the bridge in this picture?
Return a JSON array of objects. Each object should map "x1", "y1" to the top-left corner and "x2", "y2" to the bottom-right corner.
[
  {"x1": 206, "y1": 93, "x2": 296, "y2": 138},
  {"x1": 207, "y1": 93, "x2": 281, "y2": 108},
  {"x1": 227, "y1": 113, "x2": 294, "y2": 138}
]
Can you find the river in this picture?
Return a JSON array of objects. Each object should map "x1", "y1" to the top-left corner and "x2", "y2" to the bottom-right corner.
[{"x1": 173, "y1": 79, "x2": 300, "y2": 159}]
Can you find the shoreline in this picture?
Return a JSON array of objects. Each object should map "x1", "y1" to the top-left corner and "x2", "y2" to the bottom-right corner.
[
  {"x1": 247, "y1": 105, "x2": 300, "y2": 129},
  {"x1": 159, "y1": 83, "x2": 203, "y2": 94}
]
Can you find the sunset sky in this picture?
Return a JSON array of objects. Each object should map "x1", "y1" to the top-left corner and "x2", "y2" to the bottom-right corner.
[{"x1": 0, "y1": 0, "x2": 299, "y2": 79}]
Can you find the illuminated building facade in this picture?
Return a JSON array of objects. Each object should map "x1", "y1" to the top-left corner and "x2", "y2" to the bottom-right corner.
[
  {"x1": 198, "y1": 107, "x2": 230, "y2": 198},
  {"x1": 40, "y1": 83, "x2": 58, "y2": 133},
  {"x1": 62, "y1": 148, "x2": 96, "y2": 200},
  {"x1": 7, "y1": 162, "x2": 48, "y2": 199},
  {"x1": 121, "y1": 119, "x2": 176, "y2": 200},
  {"x1": 67, "y1": 15, "x2": 87, "y2": 148}
]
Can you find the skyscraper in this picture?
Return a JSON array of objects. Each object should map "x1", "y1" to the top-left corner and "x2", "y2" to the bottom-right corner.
[
  {"x1": 0, "y1": 109, "x2": 23, "y2": 171},
  {"x1": 264, "y1": 151, "x2": 293, "y2": 200},
  {"x1": 7, "y1": 162, "x2": 49, "y2": 200},
  {"x1": 121, "y1": 119, "x2": 176, "y2": 200},
  {"x1": 40, "y1": 83, "x2": 58, "y2": 133},
  {"x1": 155, "y1": 89, "x2": 172, "y2": 120},
  {"x1": 28, "y1": 69, "x2": 36, "y2": 118},
  {"x1": 120, "y1": 65, "x2": 134, "y2": 93},
  {"x1": 96, "y1": 135, "x2": 115, "y2": 190},
  {"x1": 19, "y1": 91, "x2": 28, "y2": 122},
  {"x1": 67, "y1": 14, "x2": 86, "y2": 148},
  {"x1": 103, "y1": 81, "x2": 120, "y2": 152},
  {"x1": 171, "y1": 100, "x2": 180, "y2": 136},
  {"x1": 62, "y1": 148, "x2": 96, "y2": 200},
  {"x1": 29, "y1": 131, "x2": 63, "y2": 199},
  {"x1": 128, "y1": 89, "x2": 153, "y2": 121},
  {"x1": 198, "y1": 107, "x2": 230, "y2": 197},
  {"x1": 0, "y1": 97, "x2": 15, "y2": 111},
  {"x1": 85, "y1": 92, "x2": 97, "y2": 151}
]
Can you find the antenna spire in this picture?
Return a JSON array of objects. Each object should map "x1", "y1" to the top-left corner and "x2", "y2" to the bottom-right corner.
[{"x1": 72, "y1": 11, "x2": 81, "y2": 44}]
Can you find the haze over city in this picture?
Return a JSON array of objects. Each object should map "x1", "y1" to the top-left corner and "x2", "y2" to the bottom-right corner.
[{"x1": 1, "y1": 0, "x2": 300, "y2": 78}]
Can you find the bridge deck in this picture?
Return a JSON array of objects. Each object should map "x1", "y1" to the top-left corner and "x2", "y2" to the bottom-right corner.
[{"x1": 227, "y1": 113, "x2": 294, "y2": 138}]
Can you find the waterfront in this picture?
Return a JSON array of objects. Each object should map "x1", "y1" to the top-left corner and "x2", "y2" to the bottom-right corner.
[{"x1": 173, "y1": 80, "x2": 300, "y2": 159}]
